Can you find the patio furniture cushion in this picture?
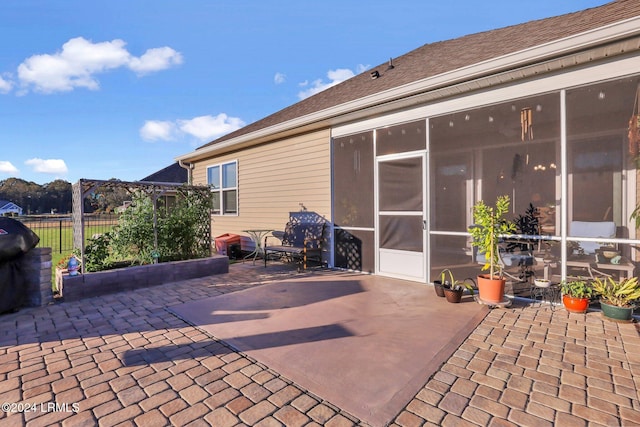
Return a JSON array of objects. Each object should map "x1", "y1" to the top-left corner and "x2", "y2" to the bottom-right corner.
[
  {"x1": 501, "y1": 252, "x2": 535, "y2": 267},
  {"x1": 569, "y1": 221, "x2": 616, "y2": 254}
]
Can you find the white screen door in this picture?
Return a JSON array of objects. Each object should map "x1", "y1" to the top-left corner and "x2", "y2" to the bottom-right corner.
[{"x1": 377, "y1": 153, "x2": 426, "y2": 281}]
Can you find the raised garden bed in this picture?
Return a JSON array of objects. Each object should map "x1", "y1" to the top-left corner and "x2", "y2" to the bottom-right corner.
[{"x1": 57, "y1": 255, "x2": 229, "y2": 302}]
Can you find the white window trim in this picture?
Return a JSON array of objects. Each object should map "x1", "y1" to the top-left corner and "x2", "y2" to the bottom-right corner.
[{"x1": 207, "y1": 160, "x2": 238, "y2": 216}]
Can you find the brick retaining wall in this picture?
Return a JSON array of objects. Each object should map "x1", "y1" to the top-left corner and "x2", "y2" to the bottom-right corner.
[
  {"x1": 22, "y1": 247, "x2": 53, "y2": 307},
  {"x1": 58, "y1": 255, "x2": 229, "y2": 302}
]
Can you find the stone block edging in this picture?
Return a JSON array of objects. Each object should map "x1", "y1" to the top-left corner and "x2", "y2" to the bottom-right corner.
[{"x1": 59, "y1": 255, "x2": 229, "y2": 302}]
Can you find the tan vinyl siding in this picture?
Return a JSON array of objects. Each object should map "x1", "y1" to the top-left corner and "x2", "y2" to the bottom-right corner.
[{"x1": 192, "y1": 129, "x2": 331, "y2": 250}]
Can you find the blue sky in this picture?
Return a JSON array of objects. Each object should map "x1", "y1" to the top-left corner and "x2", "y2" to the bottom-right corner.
[{"x1": 0, "y1": 0, "x2": 609, "y2": 185}]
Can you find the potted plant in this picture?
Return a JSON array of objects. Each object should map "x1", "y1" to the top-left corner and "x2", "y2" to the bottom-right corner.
[
  {"x1": 433, "y1": 269, "x2": 475, "y2": 303},
  {"x1": 468, "y1": 195, "x2": 516, "y2": 304},
  {"x1": 592, "y1": 276, "x2": 640, "y2": 322},
  {"x1": 534, "y1": 278, "x2": 551, "y2": 288},
  {"x1": 432, "y1": 270, "x2": 447, "y2": 298},
  {"x1": 560, "y1": 280, "x2": 593, "y2": 313}
]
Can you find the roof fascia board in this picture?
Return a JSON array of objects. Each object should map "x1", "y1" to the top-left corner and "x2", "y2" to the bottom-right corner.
[
  {"x1": 177, "y1": 16, "x2": 640, "y2": 162},
  {"x1": 334, "y1": 51, "x2": 640, "y2": 137}
]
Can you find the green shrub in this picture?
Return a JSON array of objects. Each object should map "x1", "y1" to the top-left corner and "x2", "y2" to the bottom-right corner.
[
  {"x1": 84, "y1": 232, "x2": 115, "y2": 272},
  {"x1": 105, "y1": 187, "x2": 212, "y2": 267}
]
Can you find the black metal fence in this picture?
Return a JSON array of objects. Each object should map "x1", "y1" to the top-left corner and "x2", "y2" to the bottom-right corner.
[{"x1": 18, "y1": 213, "x2": 119, "y2": 254}]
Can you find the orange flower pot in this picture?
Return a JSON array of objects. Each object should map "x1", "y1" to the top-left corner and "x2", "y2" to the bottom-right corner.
[
  {"x1": 562, "y1": 295, "x2": 590, "y2": 314},
  {"x1": 477, "y1": 274, "x2": 505, "y2": 304}
]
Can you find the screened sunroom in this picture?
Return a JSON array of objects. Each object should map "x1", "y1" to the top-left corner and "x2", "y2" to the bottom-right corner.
[{"x1": 332, "y1": 71, "x2": 640, "y2": 292}]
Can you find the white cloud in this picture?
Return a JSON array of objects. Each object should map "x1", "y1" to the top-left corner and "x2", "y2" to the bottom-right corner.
[
  {"x1": 178, "y1": 114, "x2": 246, "y2": 141},
  {"x1": 0, "y1": 161, "x2": 18, "y2": 174},
  {"x1": 356, "y1": 64, "x2": 369, "y2": 74},
  {"x1": 0, "y1": 75, "x2": 12, "y2": 94},
  {"x1": 140, "y1": 120, "x2": 177, "y2": 141},
  {"x1": 25, "y1": 158, "x2": 68, "y2": 174},
  {"x1": 128, "y1": 47, "x2": 183, "y2": 76},
  {"x1": 298, "y1": 65, "x2": 366, "y2": 99},
  {"x1": 140, "y1": 113, "x2": 245, "y2": 142},
  {"x1": 274, "y1": 72, "x2": 286, "y2": 84},
  {"x1": 16, "y1": 37, "x2": 183, "y2": 94}
]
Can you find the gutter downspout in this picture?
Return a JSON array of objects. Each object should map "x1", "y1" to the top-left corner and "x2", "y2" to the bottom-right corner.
[{"x1": 178, "y1": 160, "x2": 194, "y2": 184}]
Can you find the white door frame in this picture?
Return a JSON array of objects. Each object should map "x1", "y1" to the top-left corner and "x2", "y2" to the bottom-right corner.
[{"x1": 375, "y1": 151, "x2": 427, "y2": 282}]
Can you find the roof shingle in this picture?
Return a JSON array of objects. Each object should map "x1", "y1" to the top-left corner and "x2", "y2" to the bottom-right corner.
[{"x1": 197, "y1": 0, "x2": 640, "y2": 150}]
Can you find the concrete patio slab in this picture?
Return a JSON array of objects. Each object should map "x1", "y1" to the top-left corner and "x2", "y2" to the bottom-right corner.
[{"x1": 169, "y1": 273, "x2": 487, "y2": 426}]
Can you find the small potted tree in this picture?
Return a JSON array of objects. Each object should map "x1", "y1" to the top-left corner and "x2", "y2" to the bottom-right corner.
[
  {"x1": 468, "y1": 195, "x2": 516, "y2": 304},
  {"x1": 560, "y1": 280, "x2": 593, "y2": 313},
  {"x1": 592, "y1": 276, "x2": 640, "y2": 322}
]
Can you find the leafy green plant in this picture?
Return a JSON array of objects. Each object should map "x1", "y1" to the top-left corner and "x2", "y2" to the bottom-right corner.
[
  {"x1": 84, "y1": 232, "x2": 116, "y2": 272},
  {"x1": 157, "y1": 187, "x2": 212, "y2": 261},
  {"x1": 592, "y1": 276, "x2": 640, "y2": 307},
  {"x1": 436, "y1": 268, "x2": 475, "y2": 295},
  {"x1": 630, "y1": 203, "x2": 640, "y2": 229},
  {"x1": 108, "y1": 187, "x2": 212, "y2": 266},
  {"x1": 468, "y1": 195, "x2": 516, "y2": 279},
  {"x1": 110, "y1": 192, "x2": 156, "y2": 265},
  {"x1": 560, "y1": 280, "x2": 593, "y2": 299}
]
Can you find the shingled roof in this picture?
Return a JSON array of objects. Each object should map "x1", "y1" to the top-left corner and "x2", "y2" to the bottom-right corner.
[
  {"x1": 140, "y1": 163, "x2": 188, "y2": 184},
  {"x1": 195, "y1": 0, "x2": 640, "y2": 152}
]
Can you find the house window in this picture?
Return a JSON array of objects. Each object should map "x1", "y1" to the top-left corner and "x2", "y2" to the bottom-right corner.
[{"x1": 207, "y1": 161, "x2": 238, "y2": 215}]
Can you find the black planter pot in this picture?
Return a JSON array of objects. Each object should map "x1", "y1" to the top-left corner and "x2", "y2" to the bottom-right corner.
[{"x1": 433, "y1": 280, "x2": 446, "y2": 298}]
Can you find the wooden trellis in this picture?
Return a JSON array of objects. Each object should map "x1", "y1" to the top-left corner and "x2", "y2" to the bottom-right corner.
[{"x1": 71, "y1": 179, "x2": 211, "y2": 270}]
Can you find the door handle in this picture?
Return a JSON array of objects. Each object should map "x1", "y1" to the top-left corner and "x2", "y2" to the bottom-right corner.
[{"x1": 422, "y1": 220, "x2": 427, "y2": 230}]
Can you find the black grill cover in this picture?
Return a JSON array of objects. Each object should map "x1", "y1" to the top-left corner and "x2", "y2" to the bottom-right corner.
[
  {"x1": 0, "y1": 217, "x2": 40, "y2": 262},
  {"x1": 0, "y1": 218, "x2": 40, "y2": 314}
]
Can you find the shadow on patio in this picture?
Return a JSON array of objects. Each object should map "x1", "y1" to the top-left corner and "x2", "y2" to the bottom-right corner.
[{"x1": 167, "y1": 272, "x2": 488, "y2": 426}]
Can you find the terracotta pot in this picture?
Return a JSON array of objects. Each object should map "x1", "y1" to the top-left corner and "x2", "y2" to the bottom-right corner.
[
  {"x1": 477, "y1": 274, "x2": 505, "y2": 304},
  {"x1": 562, "y1": 294, "x2": 590, "y2": 314},
  {"x1": 443, "y1": 286, "x2": 463, "y2": 303}
]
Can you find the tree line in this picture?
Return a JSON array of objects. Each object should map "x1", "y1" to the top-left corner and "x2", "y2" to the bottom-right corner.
[{"x1": 0, "y1": 178, "x2": 130, "y2": 215}]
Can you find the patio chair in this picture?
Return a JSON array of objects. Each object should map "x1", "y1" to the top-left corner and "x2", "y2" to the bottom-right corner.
[
  {"x1": 569, "y1": 221, "x2": 616, "y2": 254},
  {"x1": 566, "y1": 220, "x2": 621, "y2": 279},
  {"x1": 264, "y1": 216, "x2": 325, "y2": 271}
]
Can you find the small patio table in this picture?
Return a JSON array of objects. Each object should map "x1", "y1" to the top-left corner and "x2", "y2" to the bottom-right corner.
[
  {"x1": 242, "y1": 229, "x2": 274, "y2": 264},
  {"x1": 530, "y1": 282, "x2": 560, "y2": 310},
  {"x1": 565, "y1": 255, "x2": 635, "y2": 280}
]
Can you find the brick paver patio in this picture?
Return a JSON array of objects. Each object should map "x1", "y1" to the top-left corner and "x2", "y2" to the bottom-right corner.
[{"x1": 1, "y1": 262, "x2": 639, "y2": 426}]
